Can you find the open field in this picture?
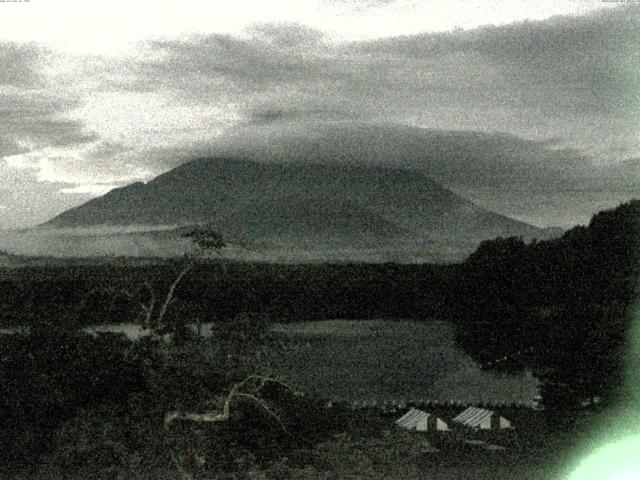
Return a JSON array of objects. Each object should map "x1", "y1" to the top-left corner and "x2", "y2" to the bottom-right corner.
[
  {"x1": 3, "y1": 319, "x2": 539, "y2": 405},
  {"x1": 268, "y1": 320, "x2": 539, "y2": 406}
]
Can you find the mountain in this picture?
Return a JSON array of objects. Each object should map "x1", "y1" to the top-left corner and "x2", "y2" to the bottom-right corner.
[
  {"x1": 42, "y1": 158, "x2": 555, "y2": 262},
  {"x1": 213, "y1": 123, "x2": 640, "y2": 228}
]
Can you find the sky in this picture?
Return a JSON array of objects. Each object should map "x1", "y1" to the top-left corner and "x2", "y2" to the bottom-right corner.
[{"x1": 0, "y1": 0, "x2": 639, "y2": 229}]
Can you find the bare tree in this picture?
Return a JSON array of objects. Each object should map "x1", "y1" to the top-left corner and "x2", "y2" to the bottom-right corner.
[
  {"x1": 137, "y1": 225, "x2": 227, "y2": 339},
  {"x1": 164, "y1": 375, "x2": 293, "y2": 430},
  {"x1": 164, "y1": 375, "x2": 295, "y2": 478}
]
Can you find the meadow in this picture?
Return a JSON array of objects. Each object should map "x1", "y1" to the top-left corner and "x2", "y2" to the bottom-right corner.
[
  {"x1": 35, "y1": 318, "x2": 538, "y2": 406},
  {"x1": 268, "y1": 320, "x2": 539, "y2": 406}
]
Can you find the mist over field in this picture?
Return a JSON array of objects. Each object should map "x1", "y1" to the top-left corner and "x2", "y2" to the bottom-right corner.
[{"x1": 0, "y1": 225, "x2": 188, "y2": 258}]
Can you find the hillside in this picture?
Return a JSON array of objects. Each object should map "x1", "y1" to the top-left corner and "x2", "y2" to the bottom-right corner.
[
  {"x1": 0, "y1": 250, "x2": 21, "y2": 268},
  {"x1": 42, "y1": 158, "x2": 552, "y2": 262}
]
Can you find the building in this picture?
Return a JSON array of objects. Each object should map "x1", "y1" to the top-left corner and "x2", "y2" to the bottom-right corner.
[
  {"x1": 395, "y1": 408, "x2": 449, "y2": 432},
  {"x1": 453, "y1": 407, "x2": 512, "y2": 430}
]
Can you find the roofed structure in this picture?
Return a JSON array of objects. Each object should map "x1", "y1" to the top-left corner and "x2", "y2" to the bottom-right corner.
[
  {"x1": 453, "y1": 407, "x2": 512, "y2": 430},
  {"x1": 395, "y1": 408, "x2": 449, "y2": 432}
]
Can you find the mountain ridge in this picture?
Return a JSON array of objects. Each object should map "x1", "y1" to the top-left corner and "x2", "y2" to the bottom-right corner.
[{"x1": 43, "y1": 158, "x2": 556, "y2": 262}]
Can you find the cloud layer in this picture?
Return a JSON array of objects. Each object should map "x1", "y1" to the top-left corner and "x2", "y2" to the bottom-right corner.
[{"x1": 1, "y1": 4, "x2": 638, "y2": 229}]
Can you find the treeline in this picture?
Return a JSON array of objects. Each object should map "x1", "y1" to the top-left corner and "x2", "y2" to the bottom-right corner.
[
  {"x1": 453, "y1": 199, "x2": 640, "y2": 408},
  {"x1": 0, "y1": 262, "x2": 459, "y2": 328}
]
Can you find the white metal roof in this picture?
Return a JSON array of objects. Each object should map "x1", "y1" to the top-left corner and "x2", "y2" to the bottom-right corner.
[
  {"x1": 395, "y1": 408, "x2": 431, "y2": 429},
  {"x1": 453, "y1": 407, "x2": 496, "y2": 427}
]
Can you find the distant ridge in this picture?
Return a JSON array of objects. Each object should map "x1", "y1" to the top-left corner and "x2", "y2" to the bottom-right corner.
[{"x1": 43, "y1": 158, "x2": 555, "y2": 262}]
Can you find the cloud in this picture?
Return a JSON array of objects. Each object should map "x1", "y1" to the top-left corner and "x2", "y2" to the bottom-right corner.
[
  {"x1": 0, "y1": 43, "x2": 97, "y2": 162},
  {"x1": 246, "y1": 103, "x2": 361, "y2": 125},
  {"x1": 0, "y1": 42, "x2": 45, "y2": 89},
  {"x1": 0, "y1": 189, "x2": 8, "y2": 211},
  {"x1": 321, "y1": 0, "x2": 398, "y2": 5},
  {"x1": 247, "y1": 22, "x2": 328, "y2": 47},
  {"x1": 357, "y1": 6, "x2": 640, "y2": 115},
  {"x1": 11, "y1": 9, "x2": 632, "y2": 182},
  {"x1": 59, "y1": 184, "x2": 118, "y2": 195},
  {"x1": 0, "y1": 93, "x2": 95, "y2": 155},
  {"x1": 4, "y1": 142, "x2": 151, "y2": 185},
  {"x1": 137, "y1": 25, "x2": 342, "y2": 103},
  {"x1": 192, "y1": 120, "x2": 639, "y2": 227},
  {"x1": 2, "y1": 7, "x2": 638, "y2": 229},
  {"x1": 0, "y1": 160, "x2": 99, "y2": 229},
  {"x1": 129, "y1": 8, "x2": 639, "y2": 161},
  {"x1": 66, "y1": 91, "x2": 240, "y2": 148},
  {"x1": 212, "y1": 121, "x2": 590, "y2": 185}
]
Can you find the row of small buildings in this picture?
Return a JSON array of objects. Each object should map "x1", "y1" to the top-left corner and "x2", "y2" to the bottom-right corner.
[{"x1": 396, "y1": 406, "x2": 512, "y2": 432}]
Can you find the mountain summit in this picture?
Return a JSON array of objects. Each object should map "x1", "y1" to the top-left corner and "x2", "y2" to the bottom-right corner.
[{"x1": 44, "y1": 158, "x2": 553, "y2": 262}]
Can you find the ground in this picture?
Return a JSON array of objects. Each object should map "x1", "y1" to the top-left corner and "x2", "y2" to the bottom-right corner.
[
  {"x1": 9, "y1": 407, "x2": 604, "y2": 479},
  {"x1": 0, "y1": 319, "x2": 607, "y2": 479},
  {"x1": 248, "y1": 408, "x2": 602, "y2": 480},
  {"x1": 268, "y1": 320, "x2": 538, "y2": 406}
]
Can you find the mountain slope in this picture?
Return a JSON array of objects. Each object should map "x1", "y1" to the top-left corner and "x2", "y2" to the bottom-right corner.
[{"x1": 43, "y1": 158, "x2": 551, "y2": 262}]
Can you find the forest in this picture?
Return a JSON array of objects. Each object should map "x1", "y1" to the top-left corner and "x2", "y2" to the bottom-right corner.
[{"x1": 454, "y1": 200, "x2": 640, "y2": 408}]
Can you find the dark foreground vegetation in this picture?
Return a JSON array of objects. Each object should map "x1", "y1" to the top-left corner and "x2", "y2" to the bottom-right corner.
[
  {"x1": 0, "y1": 321, "x2": 608, "y2": 479},
  {"x1": 0, "y1": 200, "x2": 638, "y2": 478},
  {"x1": 0, "y1": 319, "x2": 338, "y2": 479}
]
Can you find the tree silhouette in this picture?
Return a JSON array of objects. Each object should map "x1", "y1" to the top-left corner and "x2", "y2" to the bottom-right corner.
[
  {"x1": 453, "y1": 200, "x2": 640, "y2": 408},
  {"x1": 136, "y1": 225, "x2": 227, "y2": 340}
]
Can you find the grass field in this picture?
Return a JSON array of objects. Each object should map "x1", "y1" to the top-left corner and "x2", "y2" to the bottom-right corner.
[
  {"x1": 9, "y1": 318, "x2": 539, "y2": 405},
  {"x1": 267, "y1": 320, "x2": 539, "y2": 406}
]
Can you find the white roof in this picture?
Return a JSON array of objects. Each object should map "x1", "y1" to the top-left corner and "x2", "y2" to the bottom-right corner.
[
  {"x1": 396, "y1": 408, "x2": 446, "y2": 430},
  {"x1": 395, "y1": 408, "x2": 432, "y2": 429},
  {"x1": 453, "y1": 407, "x2": 497, "y2": 427}
]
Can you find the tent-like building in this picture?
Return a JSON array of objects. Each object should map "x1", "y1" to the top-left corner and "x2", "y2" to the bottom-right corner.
[
  {"x1": 395, "y1": 408, "x2": 449, "y2": 432},
  {"x1": 453, "y1": 407, "x2": 512, "y2": 430}
]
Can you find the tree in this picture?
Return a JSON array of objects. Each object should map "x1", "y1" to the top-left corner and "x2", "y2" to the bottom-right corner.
[
  {"x1": 452, "y1": 200, "x2": 640, "y2": 409},
  {"x1": 163, "y1": 375, "x2": 297, "y2": 479},
  {"x1": 137, "y1": 225, "x2": 227, "y2": 341}
]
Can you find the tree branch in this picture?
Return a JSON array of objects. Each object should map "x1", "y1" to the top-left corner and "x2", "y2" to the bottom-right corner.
[
  {"x1": 140, "y1": 281, "x2": 156, "y2": 329},
  {"x1": 155, "y1": 261, "x2": 193, "y2": 329},
  {"x1": 163, "y1": 376, "x2": 295, "y2": 430},
  {"x1": 235, "y1": 393, "x2": 289, "y2": 434}
]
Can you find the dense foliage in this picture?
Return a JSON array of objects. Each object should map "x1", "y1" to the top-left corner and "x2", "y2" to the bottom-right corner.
[
  {"x1": 453, "y1": 200, "x2": 640, "y2": 408},
  {"x1": 0, "y1": 316, "x2": 337, "y2": 478},
  {"x1": 0, "y1": 262, "x2": 458, "y2": 328}
]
